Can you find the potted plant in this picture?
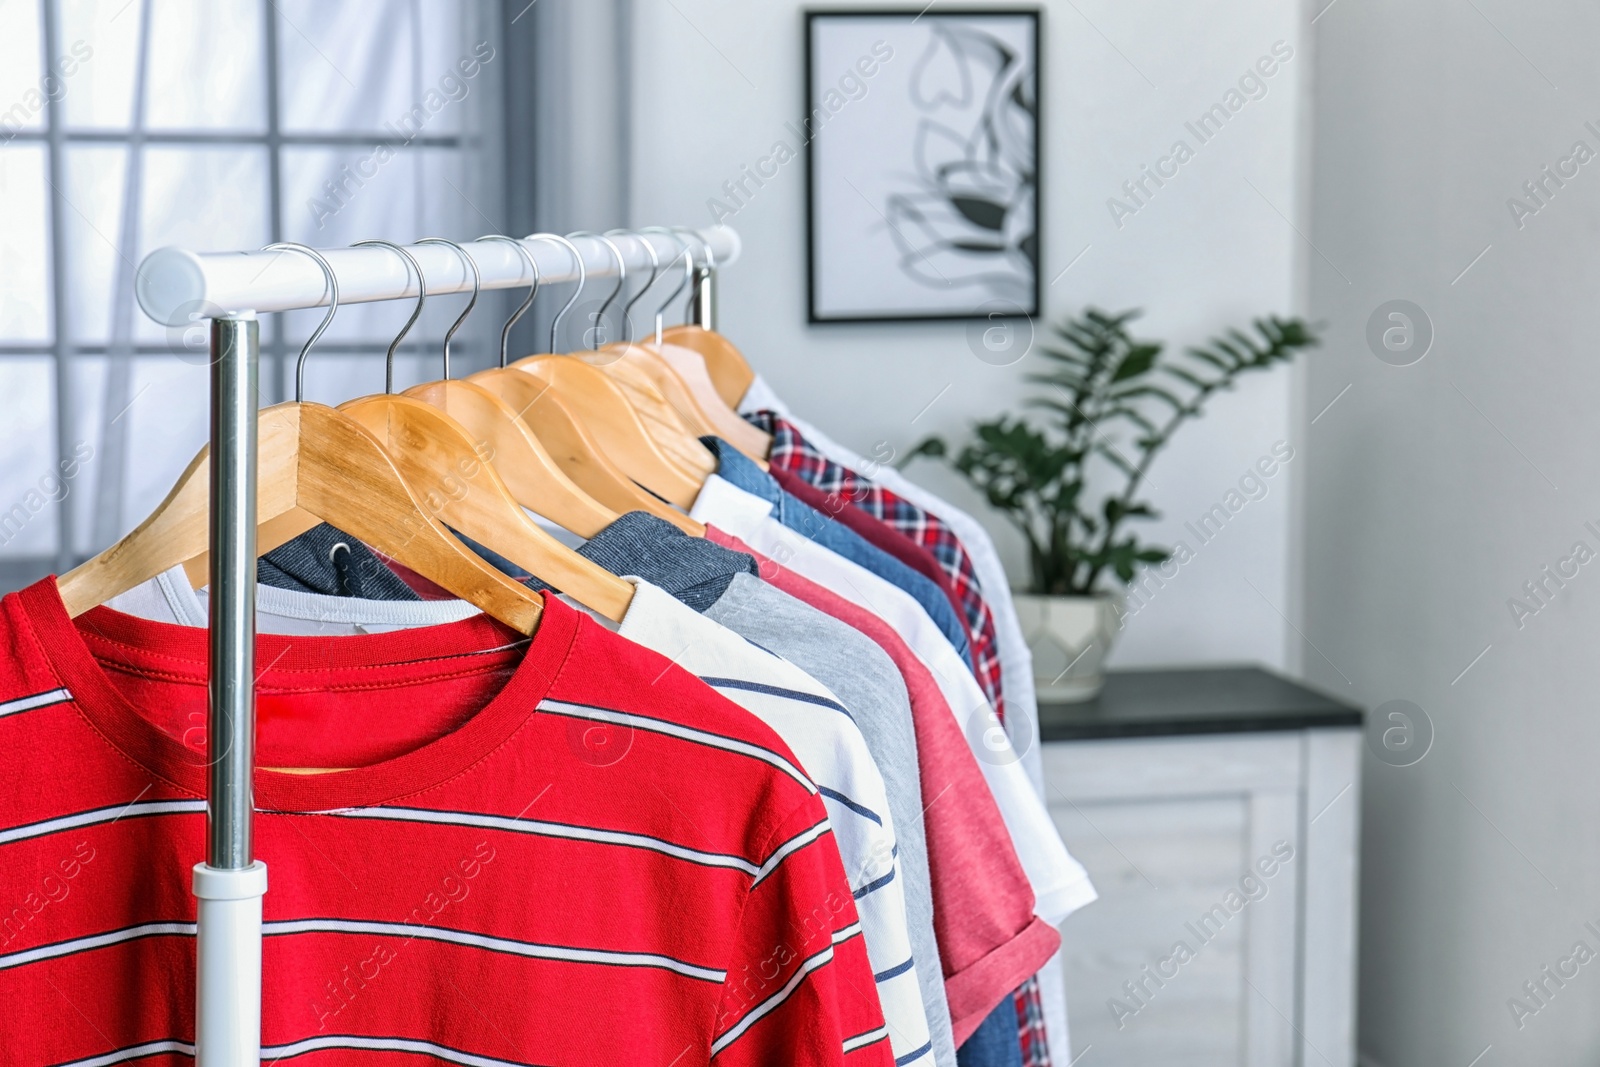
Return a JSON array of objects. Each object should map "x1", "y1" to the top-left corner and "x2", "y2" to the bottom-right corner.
[{"x1": 910, "y1": 308, "x2": 1318, "y2": 701}]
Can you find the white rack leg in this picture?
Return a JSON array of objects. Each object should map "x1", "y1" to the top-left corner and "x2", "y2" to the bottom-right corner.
[{"x1": 193, "y1": 862, "x2": 268, "y2": 1066}]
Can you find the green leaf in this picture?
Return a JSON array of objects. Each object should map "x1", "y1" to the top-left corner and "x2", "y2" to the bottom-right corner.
[
  {"x1": 1110, "y1": 342, "x2": 1162, "y2": 382},
  {"x1": 1095, "y1": 445, "x2": 1136, "y2": 477},
  {"x1": 1103, "y1": 406, "x2": 1159, "y2": 435},
  {"x1": 1162, "y1": 365, "x2": 1211, "y2": 390},
  {"x1": 1109, "y1": 385, "x2": 1187, "y2": 412},
  {"x1": 1185, "y1": 347, "x2": 1232, "y2": 372}
]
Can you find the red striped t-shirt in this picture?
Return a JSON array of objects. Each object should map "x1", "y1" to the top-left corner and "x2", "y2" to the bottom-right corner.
[{"x1": 0, "y1": 578, "x2": 892, "y2": 1067}]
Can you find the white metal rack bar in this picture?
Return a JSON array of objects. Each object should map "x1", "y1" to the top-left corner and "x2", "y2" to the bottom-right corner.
[
  {"x1": 132, "y1": 224, "x2": 739, "y2": 1067},
  {"x1": 137, "y1": 226, "x2": 740, "y2": 324}
]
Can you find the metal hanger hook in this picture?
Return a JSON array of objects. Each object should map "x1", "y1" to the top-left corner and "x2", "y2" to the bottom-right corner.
[
  {"x1": 475, "y1": 235, "x2": 540, "y2": 368},
  {"x1": 415, "y1": 237, "x2": 481, "y2": 380},
  {"x1": 523, "y1": 233, "x2": 585, "y2": 353},
  {"x1": 565, "y1": 231, "x2": 627, "y2": 351},
  {"x1": 670, "y1": 227, "x2": 715, "y2": 325},
  {"x1": 263, "y1": 241, "x2": 340, "y2": 403},
  {"x1": 608, "y1": 229, "x2": 659, "y2": 345},
  {"x1": 640, "y1": 227, "x2": 691, "y2": 343},
  {"x1": 352, "y1": 240, "x2": 426, "y2": 394}
]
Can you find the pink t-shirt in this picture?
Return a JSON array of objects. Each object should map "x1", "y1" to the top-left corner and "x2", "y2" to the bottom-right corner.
[{"x1": 707, "y1": 527, "x2": 1060, "y2": 1044}]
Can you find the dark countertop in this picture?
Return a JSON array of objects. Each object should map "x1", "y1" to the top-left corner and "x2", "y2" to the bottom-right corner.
[{"x1": 1038, "y1": 666, "x2": 1363, "y2": 742}]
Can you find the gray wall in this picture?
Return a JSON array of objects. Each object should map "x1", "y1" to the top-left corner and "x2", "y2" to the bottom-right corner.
[
  {"x1": 1307, "y1": 0, "x2": 1600, "y2": 1062},
  {"x1": 626, "y1": 0, "x2": 1310, "y2": 671}
]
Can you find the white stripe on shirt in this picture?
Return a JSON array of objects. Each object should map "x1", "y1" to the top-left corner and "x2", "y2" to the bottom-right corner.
[
  {"x1": 0, "y1": 799, "x2": 205, "y2": 847},
  {"x1": 263, "y1": 918, "x2": 726, "y2": 982},
  {"x1": 324, "y1": 805, "x2": 762, "y2": 875},
  {"x1": 538, "y1": 698, "x2": 815, "y2": 793},
  {"x1": 0, "y1": 922, "x2": 196, "y2": 971},
  {"x1": 711, "y1": 942, "x2": 837, "y2": 1055},
  {"x1": 0, "y1": 687, "x2": 72, "y2": 720}
]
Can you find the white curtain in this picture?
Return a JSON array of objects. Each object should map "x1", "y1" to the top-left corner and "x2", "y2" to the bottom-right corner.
[{"x1": 0, "y1": 0, "x2": 508, "y2": 583}]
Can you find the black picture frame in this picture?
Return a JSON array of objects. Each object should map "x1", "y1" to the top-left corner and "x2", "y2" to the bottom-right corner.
[{"x1": 804, "y1": 7, "x2": 1042, "y2": 325}]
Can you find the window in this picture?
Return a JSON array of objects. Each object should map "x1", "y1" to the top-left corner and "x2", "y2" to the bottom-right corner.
[{"x1": 0, "y1": 0, "x2": 506, "y2": 583}]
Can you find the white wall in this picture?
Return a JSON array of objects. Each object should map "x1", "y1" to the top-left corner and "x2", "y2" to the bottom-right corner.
[
  {"x1": 1307, "y1": 0, "x2": 1600, "y2": 1062},
  {"x1": 627, "y1": 0, "x2": 1309, "y2": 669}
]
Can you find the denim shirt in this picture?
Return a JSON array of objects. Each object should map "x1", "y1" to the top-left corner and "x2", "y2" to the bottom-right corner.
[{"x1": 704, "y1": 438, "x2": 975, "y2": 670}]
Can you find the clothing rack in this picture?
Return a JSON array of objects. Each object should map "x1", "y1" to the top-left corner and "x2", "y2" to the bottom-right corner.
[{"x1": 131, "y1": 225, "x2": 741, "y2": 1067}]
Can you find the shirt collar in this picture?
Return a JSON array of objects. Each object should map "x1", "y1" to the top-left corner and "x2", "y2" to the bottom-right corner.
[
  {"x1": 699, "y1": 436, "x2": 784, "y2": 508},
  {"x1": 580, "y1": 511, "x2": 756, "y2": 612},
  {"x1": 689, "y1": 473, "x2": 776, "y2": 539}
]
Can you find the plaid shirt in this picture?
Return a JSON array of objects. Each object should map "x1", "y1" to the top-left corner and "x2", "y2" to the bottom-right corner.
[
  {"x1": 1015, "y1": 976, "x2": 1051, "y2": 1067},
  {"x1": 751, "y1": 412, "x2": 1007, "y2": 723}
]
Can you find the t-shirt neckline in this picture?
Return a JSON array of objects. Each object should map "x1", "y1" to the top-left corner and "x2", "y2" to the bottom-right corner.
[{"x1": 15, "y1": 577, "x2": 579, "y2": 811}]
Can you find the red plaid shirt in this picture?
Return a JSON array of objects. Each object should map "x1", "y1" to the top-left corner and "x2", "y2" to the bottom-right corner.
[
  {"x1": 751, "y1": 412, "x2": 1006, "y2": 723},
  {"x1": 1014, "y1": 974, "x2": 1051, "y2": 1066}
]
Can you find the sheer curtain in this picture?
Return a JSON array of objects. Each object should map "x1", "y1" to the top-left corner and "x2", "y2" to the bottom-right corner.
[{"x1": 0, "y1": 0, "x2": 509, "y2": 589}]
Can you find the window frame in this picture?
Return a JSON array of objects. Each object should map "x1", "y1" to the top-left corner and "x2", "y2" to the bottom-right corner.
[{"x1": 7, "y1": 0, "x2": 478, "y2": 572}]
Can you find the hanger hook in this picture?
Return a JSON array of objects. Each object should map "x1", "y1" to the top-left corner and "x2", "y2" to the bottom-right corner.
[
  {"x1": 670, "y1": 227, "x2": 714, "y2": 325},
  {"x1": 566, "y1": 231, "x2": 627, "y2": 351},
  {"x1": 475, "y1": 235, "x2": 540, "y2": 368},
  {"x1": 608, "y1": 229, "x2": 658, "y2": 345},
  {"x1": 640, "y1": 227, "x2": 691, "y2": 343},
  {"x1": 523, "y1": 233, "x2": 585, "y2": 353},
  {"x1": 415, "y1": 237, "x2": 480, "y2": 380},
  {"x1": 352, "y1": 240, "x2": 426, "y2": 394},
  {"x1": 263, "y1": 242, "x2": 340, "y2": 403}
]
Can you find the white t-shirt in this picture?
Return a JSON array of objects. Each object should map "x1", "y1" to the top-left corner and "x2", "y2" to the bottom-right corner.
[
  {"x1": 112, "y1": 568, "x2": 934, "y2": 1065},
  {"x1": 688, "y1": 473, "x2": 1095, "y2": 926}
]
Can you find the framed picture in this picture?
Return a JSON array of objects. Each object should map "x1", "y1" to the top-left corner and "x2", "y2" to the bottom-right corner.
[{"x1": 805, "y1": 8, "x2": 1041, "y2": 323}]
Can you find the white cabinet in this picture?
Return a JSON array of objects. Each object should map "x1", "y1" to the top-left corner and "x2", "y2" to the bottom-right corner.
[{"x1": 1039, "y1": 669, "x2": 1362, "y2": 1067}]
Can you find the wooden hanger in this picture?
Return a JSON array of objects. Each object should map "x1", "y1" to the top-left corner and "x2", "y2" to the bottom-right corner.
[
  {"x1": 345, "y1": 392, "x2": 634, "y2": 622},
  {"x1": 182, "y1": 506, "x2": 320, "y2": 585},
  {"x1": 610, "y1": 230, "x2": 764, "y2": 456},
  {"x1": 512, "y1": 354, "x2": 713, "y2": 501},
  {"x1": 592, "y1": 345, "x2": 716, "y2": 436},
  {"x1": 662, "y1": 227, "x2": 756, "y2": 407},
  {"x1": 648, "y1": 339, "x2": 770, "y2": 457},
  {"x1": 563, "y1": 232, "x2": 721, "y2": 471},
  {"x1": 58, "y1": 243, "x2": 545, "y2": 632},
  {"x1": 592, "y1": 231, "x2": 720, "y2": 441},
  {"x1": 340, "y1": 238, "x2": 633, "y2": 622},
  {"x1": 468, "y1": 366, "x2": 704, "y2": 536},
  {"x1": 621, "y1": 231, "x2": 768, "y2": 457},
  {"x1": 596, "y1": 229, "x2": 769, "y2": 460},
  {"x1": 406, "y1": 377, "x2": 618, "y2": 538},
  {"x1": 662, "y1": 324, "x2": 756, "y2": 410},
  {"x1": 404, "y1": 236, "x2": 618, "y2": 540},
  {"x1": 453, "y1": 234, "x2": 696, "y2": 529},
  {"x1": 490, "y1": 234, "x2": 709, "y2": 508}
]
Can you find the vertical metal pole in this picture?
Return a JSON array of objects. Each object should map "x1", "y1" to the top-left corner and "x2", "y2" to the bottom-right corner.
[
  {"x1": 691, "y1": 265, "x2": 715, "y2": 330},
  {"x1": 208, "y1": 314, "x2": 259, "y2": 870},
  {"x1": 194, "y1": 312, "x2": 266, "y2": 1067},
  {"x1": 261, "y1": 0, "x2": 288, "y2": 406},
  {"x1": 40, "y1": 0, "x2": 77, "y2": 574}
]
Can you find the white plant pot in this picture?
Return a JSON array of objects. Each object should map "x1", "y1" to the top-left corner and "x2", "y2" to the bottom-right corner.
[{"x1": 1013, "y1": 592, "x2": 1124, "y2": 703}]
